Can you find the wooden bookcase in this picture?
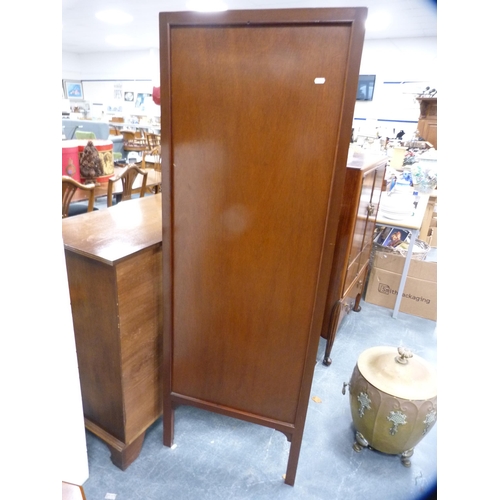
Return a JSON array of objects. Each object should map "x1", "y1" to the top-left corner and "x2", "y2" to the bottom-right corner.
[{"x1": 159, "y1": 8, "x2": 367, "y2": 486}]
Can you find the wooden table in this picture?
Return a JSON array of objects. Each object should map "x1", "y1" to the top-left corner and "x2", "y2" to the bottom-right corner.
[
  {"x1": 63, "y1": 195, "x2": 163, "y2": 469},
  {"x1": 71, "y1": 166, "x2": 161, "y2": 203}
]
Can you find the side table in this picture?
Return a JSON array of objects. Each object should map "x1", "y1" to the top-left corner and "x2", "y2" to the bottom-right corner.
[{"x1": 375, "y1": 193, "x2": 430, "y2": 318}]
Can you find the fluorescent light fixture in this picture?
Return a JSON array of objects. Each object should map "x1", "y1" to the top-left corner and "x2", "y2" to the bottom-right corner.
[
  {"x1": 96, "y1": 10, "x2": 133, "y2": 25},
  {"x1": 186, "y1": 0, "x2": 228, "y2": 12},
  {"x1": 105, "y1": 34, "x2": 134, "y2": 47},
  {"x1": 365, "y1": 11, "x2": 391, "y2": 31}
]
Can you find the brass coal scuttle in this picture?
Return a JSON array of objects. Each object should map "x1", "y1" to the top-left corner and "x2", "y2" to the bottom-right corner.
[{"x1": 342, "y1": 346, "x2": 437, "y2": 467}]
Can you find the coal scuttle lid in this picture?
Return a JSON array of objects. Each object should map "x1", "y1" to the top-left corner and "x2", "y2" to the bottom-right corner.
[{"x1": 357, "y1": 346, "x2": 437, "y2": 400}]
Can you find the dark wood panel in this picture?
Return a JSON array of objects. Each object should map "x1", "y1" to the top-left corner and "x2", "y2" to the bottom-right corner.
[
  {"x1": 116, "y1": 246, "x2": 163, "y2": 440},
  {"x1": 170, "y1": 24, "x2": 351, "y2": 424},
  {"x1": 65, "y1": 252, "x2": 126, "y2": 441}
]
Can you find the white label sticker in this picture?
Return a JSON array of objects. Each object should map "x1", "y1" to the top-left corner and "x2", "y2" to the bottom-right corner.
[{"x1": 314, "y1": 77, "x2": 326, "y2": 84}]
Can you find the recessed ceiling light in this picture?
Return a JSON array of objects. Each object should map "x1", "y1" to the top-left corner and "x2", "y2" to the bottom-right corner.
[
  {"x1": 186, "y1": 0, "x2": 228, "y2": 12},
  {"x1": 96, "y1": 10, "x2": 133, "y2": 25},
  {"x1": 105, "y1": 34, "x2": 134, "y2": 47}
]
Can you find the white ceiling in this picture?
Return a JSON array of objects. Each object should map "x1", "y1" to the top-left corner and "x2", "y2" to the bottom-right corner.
[{"x1": 62, "y1": 0, "x2": 437, "y2": 54}]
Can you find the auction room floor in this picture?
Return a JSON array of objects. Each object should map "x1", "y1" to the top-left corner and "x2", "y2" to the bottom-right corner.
[{"x1": 81, "y1": 299, "x2": 437, "y2": 500}]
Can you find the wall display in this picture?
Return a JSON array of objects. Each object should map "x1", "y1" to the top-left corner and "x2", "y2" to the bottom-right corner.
[
  {"x1": 80, "y1": 80, "x2": 156, "y2": 115},
  {"x1": 135, "y1": 92, "x2": 151, "y2": 110},
  {"x1": 160, "y1": 8, "x2": 367, "y2": 486},
  {"x1": 64, "y1": 80, "x2": 84, "y2": 100}
]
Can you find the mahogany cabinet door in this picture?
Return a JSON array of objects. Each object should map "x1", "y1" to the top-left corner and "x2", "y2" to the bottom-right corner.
[{"x1": 160, "y1": 11, "x2": 366, "y2": 484}]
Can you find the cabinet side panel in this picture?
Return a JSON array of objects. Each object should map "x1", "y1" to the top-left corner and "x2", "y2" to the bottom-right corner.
[
  {"x1": 169, "y1": 25, "x2": 351, "y2": 423},
  {"x1": 64, "y1": 251, "x2": 125, "y2": 442},
  {"x1": 359, "y1": 163, "x2": 386, "y2": 264},
  {"x1": 116, "y1": 246, "x2": 163, "y2": 441}
]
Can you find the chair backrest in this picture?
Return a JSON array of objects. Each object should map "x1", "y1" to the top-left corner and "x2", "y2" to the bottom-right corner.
[
  {"x1": 121, "y1": 130, "x2": 136, "y2": 142},
  {"x1": 147, "y1": 133, "x2": 161, "y2": 150},
  {"x1": 107, "y1": 165, "x2": 148, "y2": 207},
  {"x1": 141, "y1": 147, "x2": 161, "y2": 171},
  {"x1": 62, "y1": 176, "x2": 95, "y2": 218},
  {"x1": 74, "y1": 130, "x2": 97, "y2": 140},
  {"x1": 122, "y1": 130, "x2": 147, "y2": 150}
]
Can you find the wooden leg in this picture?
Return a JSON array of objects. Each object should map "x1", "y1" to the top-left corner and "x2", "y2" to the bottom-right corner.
[
  {"x1": 108, "y1": 432, "x2": 146, "y2": 470},
  {"x1": 163, "y1": 399, "x2": 175, "y2": 447},
  {"x1": 353, "y1": 292, "x2": 362, "y2": 313},
  {"x1": 85, "y1": 418, "x2": 147, "y2": 471},
  {"x1": 323, "y1": 301, "x2": 341, "y2": 366},
  {"x1": 284, "y1": 432, "x2": 304, "y2": 486}
]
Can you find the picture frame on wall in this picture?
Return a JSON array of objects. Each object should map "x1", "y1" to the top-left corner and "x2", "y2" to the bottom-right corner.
[
  {"x1": 63, "y1": 80, "x2": 84, "y2": 100},
  {"x1": 124, "y1": 91, "x2": 134, "y2": 102}
]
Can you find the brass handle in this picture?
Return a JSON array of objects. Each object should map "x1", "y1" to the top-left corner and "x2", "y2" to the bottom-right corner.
[
  {"x1": 357, "y1": 279, "x2": 363, "y2": 289},
  {"x1": 367, "y1": 203, "x2": 375, "y2": 216},
  {"x1": 395, "y1": 347, "x2": 413, "y2": 364}
]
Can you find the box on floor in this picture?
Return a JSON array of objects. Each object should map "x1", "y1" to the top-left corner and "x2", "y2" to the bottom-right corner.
[{"x1": 365, "y1": 251, "x2": 437, "y2": 321}]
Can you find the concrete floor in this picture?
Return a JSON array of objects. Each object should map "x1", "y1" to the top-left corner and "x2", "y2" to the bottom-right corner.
[{"x1": 81, "y1": 299, "x2": 437, "y2": 500}]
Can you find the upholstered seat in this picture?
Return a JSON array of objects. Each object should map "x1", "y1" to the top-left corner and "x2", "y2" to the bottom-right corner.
[{"x1": 74, "y1": 130, "x2": 97, "y2": 140}]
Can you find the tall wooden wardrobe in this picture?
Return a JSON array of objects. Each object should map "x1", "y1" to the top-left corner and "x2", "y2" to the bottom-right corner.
[{"x1": 159, "y1": 8, "x2": 367, "y2": 486}]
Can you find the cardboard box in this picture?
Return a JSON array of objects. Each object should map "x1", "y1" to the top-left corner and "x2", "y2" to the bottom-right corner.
[
  {"x1": 428, "y1": 226, "x2": 438, "y2": 248},
  {"x1": 365, "y1": 251, "x2": 437, "y2": 321}
]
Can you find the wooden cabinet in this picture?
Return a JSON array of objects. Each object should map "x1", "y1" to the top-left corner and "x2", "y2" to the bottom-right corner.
[
  {"x1": 63, "y1": 195, "x2": 163, "y2": 470},
  {"x1": 159, "y1": 8, "x2": 367, "y2": 486},
  {"x1": 417, "y1": 97, "x2": 437, "y2": 149},
  {"x1": 320, "y1": 154, "x2": 386, "y2": 365}
]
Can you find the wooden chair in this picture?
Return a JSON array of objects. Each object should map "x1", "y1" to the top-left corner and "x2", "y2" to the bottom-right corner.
[
  {"x1": 122, "y1": 130, "x2": 148, "y2": 162},
  {"x1": 122, "y1": 130, "x2": 147, "y2": 149},
  {"x1": 141, "y1": 146, "x2": 161, "y2": 172},
  {"x1": 62, "y1": 176, "x2": 95, "y2": 218},
  {"x1": 107, "y1": 164, "x2": 148, "y2": 207},
  {"x1": 146, "y1": 133, "x2": 161, "y2": 151}
]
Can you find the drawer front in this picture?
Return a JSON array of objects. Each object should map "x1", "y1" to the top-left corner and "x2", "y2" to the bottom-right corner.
[{"x1": 337, "y1": 295, "x2": 356, "y2": 329}]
